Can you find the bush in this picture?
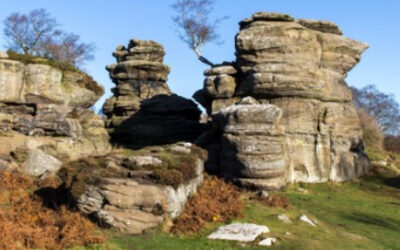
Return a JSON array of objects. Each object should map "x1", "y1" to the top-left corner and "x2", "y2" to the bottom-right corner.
[
  {"x1": 172, "y1": 176, "x2": 243, "y2": 233},
  {"x1": 7, "y1": 50, "x2": 79, "y2": 72},
  {"x1": 357, "y1": 108, "x2": 384, "y2": 149},
  {"x1": 384, "y1": 135, "x2": 400, "y2": 154},
  {"x1": 0, "y1": 171, "x2": 105, "y2": 249}
]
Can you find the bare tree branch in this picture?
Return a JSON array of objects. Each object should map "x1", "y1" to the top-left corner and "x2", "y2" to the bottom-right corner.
[
  {"x1": 3, "y1": 9, "x2": 94, "y2": 68},
  {"x1": 351, "y1": 85, "x2": 400, "y2": 135},
  {"x1": 171, "y1": 0, "x2": 227, "y2": 66}
]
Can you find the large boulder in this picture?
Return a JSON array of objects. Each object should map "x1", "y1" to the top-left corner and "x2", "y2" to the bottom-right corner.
[
  {"x1": 0, "y1": 52, "x2": 111, "y2": 175},
  {"x1": 22, "y1": 148, "x2": 62, "y2": 177},
  {"x1": 103, "y1": 39, "x2": 205, "y2": 148},
  {"x1": 61, "y1": 143, "x2": 205, "y2": 234},
  {"x1": 194, "y1": 12, "x2": 371, "y2": 188}
]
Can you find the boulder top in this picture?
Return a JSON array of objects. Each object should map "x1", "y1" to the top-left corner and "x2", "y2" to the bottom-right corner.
[{"x1": 239, "y1": 11, "x2": 343, "y2": 35}]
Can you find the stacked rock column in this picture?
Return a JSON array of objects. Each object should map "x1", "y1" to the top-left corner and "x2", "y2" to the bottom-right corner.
[
  {"x1": 103, "y1": 39, "x2": 204, "y2": 147},
  {"x1": 214, "y1": 97, "x2": 289, "y2": 190}
]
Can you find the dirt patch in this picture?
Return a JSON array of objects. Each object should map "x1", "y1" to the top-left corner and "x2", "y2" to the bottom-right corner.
[
  {"x1": 172, "y1": 176, "x2": 243, "y2": 234},
  {"x1": 254, "y1": 192, "x2": 291, "y2": 209},
  {"x1": 0, "y1": 170, "x2": 104, "y2": 250}
]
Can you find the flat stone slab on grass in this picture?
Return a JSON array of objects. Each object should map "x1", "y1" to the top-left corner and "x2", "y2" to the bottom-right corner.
[
  {"x1": 299, "y1": 214, "x2": 317, "y2": 227},
  {"x1": 259, "y1": 237, "x2": 278, "y2": 246},
  {"x1": 207, "y1": 223, "x2": 270, "y2": 242}
]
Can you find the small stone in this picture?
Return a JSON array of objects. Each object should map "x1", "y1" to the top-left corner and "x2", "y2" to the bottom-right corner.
[
  {"x1": 258, "y1": 237, "x2": 277, "y2": 246},
  {"x1": 128, "y1": 156, "x2": 162, "y2": 167},
  {"x1": 297, "y1": 187, "x2": 309, "y2": 194},
  {"x1": 257, "y1": 190, "x2": 269, "y2": 198},
  {"x1": 299, "y1": 214, "x2": 317, "y2": 227},
  {"x1": 170, "y1": 142, "x2": 192, "y2": 154},
  {"x1": 278, "y1": 214, "x2": 291, "y2": 223},
  {"x1": 236, "y1": 96, "x2": 259, "y2": 105},
  {"x1": 208, "y1": 223, "x2": 270, "y2": 242},
  {"x1": 204, "y1": 65, "x2": 237, "y2": 76}
]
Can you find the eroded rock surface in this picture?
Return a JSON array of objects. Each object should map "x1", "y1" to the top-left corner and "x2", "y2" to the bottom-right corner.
[
  {"x1": 213, "y1": 97, "x2": 288, "y2": 190},
  {"x1": 61, "y1": 143, "x2": 205, "y2": 234},
  {"x1": 194, "y1": 12, "x2": 371, "y2": 188},
  {"x1": 0, "y1": 54, "x2": 111, "y2": 176},
  {"x1": 103, "y1": 39, "x2": 204, "y2": 148}
]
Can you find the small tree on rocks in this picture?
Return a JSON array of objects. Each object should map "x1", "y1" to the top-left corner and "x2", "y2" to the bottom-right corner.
[{"x1": 171, "y1": 0, "x2": 226, "y2": 66}]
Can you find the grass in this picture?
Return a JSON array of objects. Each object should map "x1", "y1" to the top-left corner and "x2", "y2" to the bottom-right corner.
[
  {"x1": 65, "y1": 147, "x2": 400, "y2": 249},
  {"x1": 6, "y1": 50, "x2": 79, "y2": 72},
  {"x1": 77, "y1": 174, "x2": 400, "y2": 250}
]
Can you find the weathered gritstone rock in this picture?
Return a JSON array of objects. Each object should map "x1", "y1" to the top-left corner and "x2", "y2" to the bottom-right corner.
[
  {"x1": 0, "y1": 53, "x2": 111, "y2": 176},
  {"x1": 208, "y1": 223, "x2": 270, "y2": 242},
  {"x1": 194, "y1": 12, "x2": 371, "y2": 188},
  {"x1": 104, "y1": 39, "x2": 204, "y2": 147},
  {"x1": 62, "y1": 143, "x2": 205, "y2": 234},
  {"x1": 213, "y1": 97, "x2": 288, "y2": 190}
]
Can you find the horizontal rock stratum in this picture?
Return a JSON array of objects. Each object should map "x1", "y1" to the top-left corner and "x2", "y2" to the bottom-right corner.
[
  {"x1": 0, "y1": 53, "x2": 111, "y2": 176},
  {"x1": 103, "y1": 39, "x2": 205, "y2": 148},
  {"x1": 195, "y1": 12, "x2": 371, "y2": 189}
]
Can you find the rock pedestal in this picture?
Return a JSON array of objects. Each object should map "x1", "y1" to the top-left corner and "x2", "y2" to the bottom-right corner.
[
  {"x1": 103, "y1": 39, "x2": 204, "y2": 148},
  {"x1": 214, "y1": 97, "x2": 288, "y2": 190},
  {"x1": 0, "y1": 53, "x2": 111, "y2": 176},
  {"x1": 194, "y1": 12, "x2": 371, "y2": 188}
]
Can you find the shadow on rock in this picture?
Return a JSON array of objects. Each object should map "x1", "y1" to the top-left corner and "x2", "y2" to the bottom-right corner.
[{"x1": 108, "y1": 94, "x2": 206, "y2": 149}]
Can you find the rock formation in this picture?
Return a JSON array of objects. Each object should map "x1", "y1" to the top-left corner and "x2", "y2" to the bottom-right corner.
[
  {"x1": 213, "y1": 97, "x2": 289, "y2": 190},
  {"x1": 103, "y1": 39, "x2": 204, "y2": 148},
  {"x1": 61, "y1": 142, "x2": 205, "y2": 234},
  {"x1": 194, "y1": 12, "x2": 371, "y2": 189},
  {"x1": 0, "y1": 52, "x2": 111, "y2": 176}
]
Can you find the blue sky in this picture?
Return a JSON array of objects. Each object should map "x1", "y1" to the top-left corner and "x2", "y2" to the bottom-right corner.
[{"x1": 0, "y1": 0, "x2": 399, "y2": 111}]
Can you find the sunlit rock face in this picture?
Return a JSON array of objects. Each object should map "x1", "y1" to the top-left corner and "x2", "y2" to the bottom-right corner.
[
  {"x1": 0, "y1": 52, "x2": 111, "y2": 176},
  {"x1": 194, "y1": 12, "x2": 371, "y2": 189},
  {"x1": 103, "y1": 39, "x2": 205, "y2": 148}
]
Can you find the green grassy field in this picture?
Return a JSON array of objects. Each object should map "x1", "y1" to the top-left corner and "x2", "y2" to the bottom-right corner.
[
  {"x1": 77, "y1": 173, "x2": 399, "y2": 250},
  {"x1": 72, "y1": 149, "x2": 400, "y2": 250}
]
